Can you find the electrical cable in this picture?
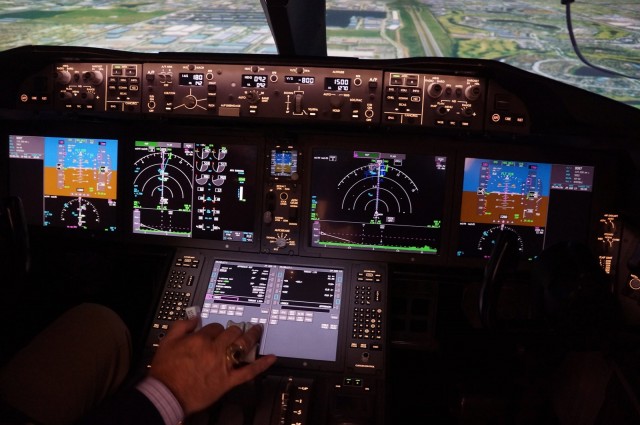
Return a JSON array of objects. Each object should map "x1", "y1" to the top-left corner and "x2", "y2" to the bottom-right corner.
[{"x1": 563, "y1": 0, "x2": 639, "y2": 80}]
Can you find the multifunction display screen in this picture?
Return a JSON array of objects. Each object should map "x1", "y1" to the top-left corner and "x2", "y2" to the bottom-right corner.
[
  {"x1": 309, "y1": 148, "x2": 447, "y2": 255},
  {"x1": 457, "y1": 158, "x2": 595, "y2": 260},
  {"x1": 8, "y1": 134, "x2": 118, "y2": 232},
  {"x1": 132, "y1": 140, "x2": 257, "y2": 242}
]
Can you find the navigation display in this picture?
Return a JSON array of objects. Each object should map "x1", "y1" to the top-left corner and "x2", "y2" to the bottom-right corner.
[
  {"x1": 132, "y1": 140, "x2": 257, "y2": 241},
  {"x1": 309, "y1": 148, "x2": 447, "y2": 255},
  {"x1": 457, "y1": 158, "x2": 595, "y2": 260},
  {"x1": 8, "y1": 134, "x2": 118, "y2": 232}
]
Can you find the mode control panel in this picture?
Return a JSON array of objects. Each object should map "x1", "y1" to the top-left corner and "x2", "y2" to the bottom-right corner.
[
  {"x1": 142, "y1": 62, "x2": 383, "y2": 123},
  {"x1": 382, "y1": 71, "x2": 485, "y2": 131},
  {"x1": 14, "y1": 56, "x2": 532, "y2": 134}
]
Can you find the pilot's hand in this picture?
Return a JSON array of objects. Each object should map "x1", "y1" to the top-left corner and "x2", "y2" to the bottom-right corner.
[{"x1": 148, "y1": 317, "x2": 277, "y2": 416}]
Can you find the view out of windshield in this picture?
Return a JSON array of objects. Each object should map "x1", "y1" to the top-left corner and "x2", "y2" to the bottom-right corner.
[{"x1": 0, "y1": 0, "x2": 638, "y2": 109}]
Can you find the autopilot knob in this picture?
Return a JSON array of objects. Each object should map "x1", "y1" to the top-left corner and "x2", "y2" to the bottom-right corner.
[
  {"x1": 82, "y1": 70, "x2": 104, "y2": 86},
  {"x1": 427, "y1": 82, "x2": 443, "y2": 98},
  {"x1": 183, "y1": 94, "x2": 197, "y2": 109},
  {"x1": 247, "y1": 90, "x2": 261, "y2": 104},
  {"x1": 55, "y1": 70, "x2": 72, "y2": 85},
  {"x1": 465, "y1": 84, "x2": 482, "y2": 101},
  {"x1": 329, "y1": 95, "x2": 344, "y2": 108},
  {"x1": 275, "y1": 235, "x2": 289, "y2": 248}
]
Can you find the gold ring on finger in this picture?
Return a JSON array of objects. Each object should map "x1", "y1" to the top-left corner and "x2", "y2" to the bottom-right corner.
[{"x1": 226, "y1": 343, "x2": 245, "y2": 368}]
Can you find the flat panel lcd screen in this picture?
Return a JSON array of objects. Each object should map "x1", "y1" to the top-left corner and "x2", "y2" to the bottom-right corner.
[
  {"x1": 457, "y1": 158, "x2": 595, "y2": 260},
  {"x1": 8, "y1": 134, "x2": 118, "y2": 232},
  {"x1": 199, "y1": 260, "x2": 344, "y2": 362},
  {"x1": 132, "y1": 140, "x2": 257, "y2": 242},
  {"x1": 309, "y1": 148, "x2": 447, "y2": 255}
]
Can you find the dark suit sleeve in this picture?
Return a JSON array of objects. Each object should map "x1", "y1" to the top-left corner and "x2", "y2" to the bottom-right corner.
[{"x1": 75, "y1": 386, "x2": 165, "y2": 425}]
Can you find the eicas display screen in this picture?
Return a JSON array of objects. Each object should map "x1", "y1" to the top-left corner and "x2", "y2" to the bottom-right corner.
[
  {"x1": 8, "y1": 134, "x2": 118, "y2": 232},
  {"x1": 457, "y1": 158, "x2": 595, "y2": 260},
  {"x1": 309, "y1": 148, "x2": 447, "y2": 255},
  {"x1": 132, "y1": 140, "x2": 257, "y2": 242}
]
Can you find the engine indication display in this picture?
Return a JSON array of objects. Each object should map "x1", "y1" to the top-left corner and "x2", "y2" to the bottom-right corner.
[{"x1": 310, "y1": 148, "x2": 447, "y2": 255}]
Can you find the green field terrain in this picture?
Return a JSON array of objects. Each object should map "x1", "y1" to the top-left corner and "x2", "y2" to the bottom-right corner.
[{"x1": 0, "y1": 8, "x2": 164, "y2": 25}]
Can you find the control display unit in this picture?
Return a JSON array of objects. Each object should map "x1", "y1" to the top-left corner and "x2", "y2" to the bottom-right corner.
[{"x1": 200, "y1": 260, "x2": 344, "y2": 363}]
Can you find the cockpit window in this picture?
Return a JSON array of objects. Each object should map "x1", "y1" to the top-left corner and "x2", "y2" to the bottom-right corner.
[
  {"x1": 326, "y1": 1, "x2": 640, "y2": 109},
  {"x1": 0, "y1": 0, "x2": 276, "y2": 54},
  {"x1": 0, "y1": 0, "x2": 638, "y2": 109}
]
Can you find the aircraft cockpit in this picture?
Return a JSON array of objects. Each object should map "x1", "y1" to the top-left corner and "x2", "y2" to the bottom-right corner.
[{"x1": 1, "y1": 1, "x2": 640, "y2": 424}]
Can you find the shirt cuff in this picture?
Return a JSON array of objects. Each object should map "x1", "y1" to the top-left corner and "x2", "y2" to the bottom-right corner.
[{"x1": 136, "y1": 375, "x2": 185, "y2": 425}]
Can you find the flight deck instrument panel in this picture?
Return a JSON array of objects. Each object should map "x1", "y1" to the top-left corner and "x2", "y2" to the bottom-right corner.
[
  {"x1": 2, "y1": 46, "x2": 631, "y2": 425},
  {"x1": 15, "y1": 57, "x2": 507, "y2": 132}
]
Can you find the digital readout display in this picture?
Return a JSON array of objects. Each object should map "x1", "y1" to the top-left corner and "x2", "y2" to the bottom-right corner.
[
  {"x1": 242, "y1": 74, "x2": 268, "y2": 88},
  {"x1": 179, "y1": 73, "x2": 204, "y2": 86},
  {"x1": 324, "y1": 77, "x2": 351, "y2": 91},
  {"x1": 284, "y1": 75, "x2": 316, "y2": 84}
]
